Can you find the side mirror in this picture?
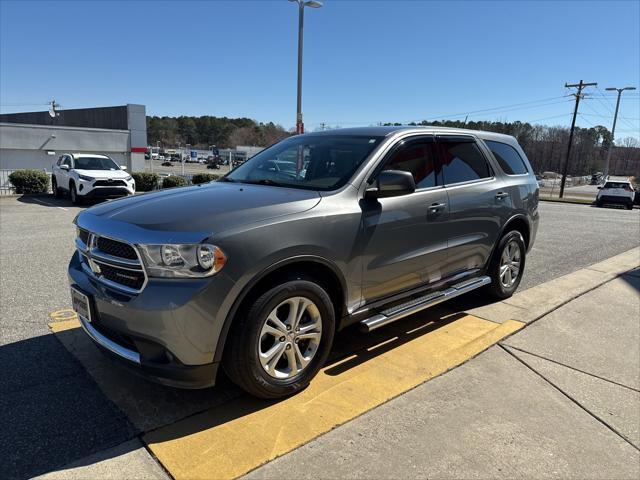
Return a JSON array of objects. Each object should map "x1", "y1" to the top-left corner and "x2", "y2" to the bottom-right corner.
[
  {"x1": 121, "y1": 165, "x2": 128, "y2": 171},
  {"x1": 366, "y1": 170, "x2": 416, "y2": 199},
  {"x1": 60, "y1": 164, "x2": 69, "y2": 171},
  {"x1": 597, "y1": 186, "x2": 602, "y2": 189}
]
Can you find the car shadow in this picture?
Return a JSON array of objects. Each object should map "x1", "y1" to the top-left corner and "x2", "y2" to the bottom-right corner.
[
  {"x1": 15, "y1": 194, "x2": 111, "y2": 209},
  {"x1": 4, "y1": 300, "x2": 490, "y2": 478},
  {"x1": 0, "y1": 333, "x2": 138, "y2": 479}
]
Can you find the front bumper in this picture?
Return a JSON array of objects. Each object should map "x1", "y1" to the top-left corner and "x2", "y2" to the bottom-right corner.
[
  {"x1": 68, "y1": 251, "x2": 235, "y2": 389},
  {"x1": 80, "y1": 186, "x2": 134, "y2": 199}
]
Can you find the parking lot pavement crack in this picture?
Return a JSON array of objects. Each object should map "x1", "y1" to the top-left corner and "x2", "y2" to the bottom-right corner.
[
  {"x1": 501, "y1": 344, "x2": 640, "y2": 393},
  {"x1": 499, "y1": 344, "x2": 640, "y2": 451}
]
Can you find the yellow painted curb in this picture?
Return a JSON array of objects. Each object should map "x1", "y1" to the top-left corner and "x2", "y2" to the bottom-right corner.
[
  {"x1": 49, "y1": 317, "x2": 80, "y2": 333},
  {"x1": 144, "y1": 316, "x2": 523, "y2": 480}
]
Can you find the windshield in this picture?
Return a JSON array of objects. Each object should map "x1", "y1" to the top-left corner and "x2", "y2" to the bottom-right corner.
[
  {"x1": 74, "y1": 156, "x2": 121, "y2": 171},
  {"x1": 224, "y1": 135, "x2": 383, "y2": 191}
]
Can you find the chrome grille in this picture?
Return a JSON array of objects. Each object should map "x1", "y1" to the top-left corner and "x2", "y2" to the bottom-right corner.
[
  {"x1": 94, "y1": 179, "x2": 127, "y2": 187},
  {"x1": 97, "y1": 236, "x2": 137, "y2": 260},
  {"x1": 76, "y1": 230, "x2": 147, "y2": 294}
]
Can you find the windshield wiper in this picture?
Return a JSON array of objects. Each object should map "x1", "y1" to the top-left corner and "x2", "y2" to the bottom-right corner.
[
  {"x1": 217, "y1": 177, "x2": 236, "y2": 182},
  {"x1": 243, "y1": 179, "x2": 285, "y2": 187}
]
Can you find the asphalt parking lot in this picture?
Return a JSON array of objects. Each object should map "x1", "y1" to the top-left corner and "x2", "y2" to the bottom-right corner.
[{"x1": 1, "y1": 195, "x2": 639, "y2": 479}]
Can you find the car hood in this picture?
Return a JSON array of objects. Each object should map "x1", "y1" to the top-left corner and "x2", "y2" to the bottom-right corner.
[
  {"x1": 75, "y1": 169, "x2": 130, "y2": 179},
  {"x1": 78, "y1": 182, "x2": 321, "y2": 241}
]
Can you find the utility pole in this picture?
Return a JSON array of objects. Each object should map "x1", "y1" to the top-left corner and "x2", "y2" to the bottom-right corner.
[
  {"x1": 603, "y1": 86, "x2": 636, "y2": 178},
  {"x1": 290, "y1": 0, "x2": 323, "y2": 134},
  {"x1": 559, "y1": 80, "x2": 597, "y2": 198}
]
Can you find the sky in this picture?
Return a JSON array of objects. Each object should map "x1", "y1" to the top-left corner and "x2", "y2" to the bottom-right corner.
[{"x1": 1, "y1": 0, "x2": 639, "y2": 140}]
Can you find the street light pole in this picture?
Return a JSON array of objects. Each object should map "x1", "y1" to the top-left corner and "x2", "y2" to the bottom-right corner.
[
  {"x1": 603, "y1": 86, "x2": 636, "y2": 178},
  {"x1": 290, "y1": 0, "x2": 322, "y2": 134}
]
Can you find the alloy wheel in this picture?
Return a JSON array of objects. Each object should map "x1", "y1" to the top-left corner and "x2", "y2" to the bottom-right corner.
[
  {"x1": 258, "y1": 296, "x2": 322, "y2": 379},
  {"x1": 499, "y1": 240, "x2": 521, "y2": 288}
]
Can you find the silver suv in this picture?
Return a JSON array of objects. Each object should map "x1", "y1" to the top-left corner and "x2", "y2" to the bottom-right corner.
[{"x1": 68, "y1": 126, "x2": 539, "y2": 398}]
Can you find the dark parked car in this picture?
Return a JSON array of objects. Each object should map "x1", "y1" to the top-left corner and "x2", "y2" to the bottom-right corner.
[
  {"x1": 161, "y1": 161, "x2": 173, "y2": 167},
  {"x1": 69, "y1": 127, "x2": 539, "y2": 398}
]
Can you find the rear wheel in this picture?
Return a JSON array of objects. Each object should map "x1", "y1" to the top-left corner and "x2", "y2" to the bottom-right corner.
[
  {"x1": 223, "y1": 279, "x2": 335, "y2": 399},
  {"x1": 484, "y1": 230, "x2": 526, "y2": 300},
  {"x1": 627, "y1": 202, "x2": 633, "y2": 210}
]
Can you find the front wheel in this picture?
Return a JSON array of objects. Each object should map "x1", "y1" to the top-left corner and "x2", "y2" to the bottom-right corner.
[
  {"x1": 223, "y1": 279, "x2": 335, "y2": 399},
  {"x1": 51, "y1": 177, "x2": 62, "y2": 199},
  {"x1": 69, "y1": 184, "x2": 82, "y2": 205},
  {"x1": 484, "y1": 230, "x2": 526, "y2": 300}
]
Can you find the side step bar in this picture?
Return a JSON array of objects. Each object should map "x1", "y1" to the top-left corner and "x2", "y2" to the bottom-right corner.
[{"x1": 360, "y1": 276, "x2": 491, "y2": 332}]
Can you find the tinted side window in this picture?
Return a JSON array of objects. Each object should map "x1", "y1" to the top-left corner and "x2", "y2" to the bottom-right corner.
[
  {"x1": 383, "y1": 140, "x2": 437, "y2": 189},
  {"x1": 485, "y1": 140, "x2": 528, "y2": 175},
  {"x1": 440, "y1": 140, "x2": 491, "y2": 184},
  {"x1": 63, "y1": 156, "x2": 72, "y2": 167}
]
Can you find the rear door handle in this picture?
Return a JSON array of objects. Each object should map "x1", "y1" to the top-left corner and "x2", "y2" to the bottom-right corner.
[
  {"x1": 495, "y1": 192, "x2": 510, "y2": 200},
  {"x1": 428, "y1": 202, "x2": 447, "y2": 214}
]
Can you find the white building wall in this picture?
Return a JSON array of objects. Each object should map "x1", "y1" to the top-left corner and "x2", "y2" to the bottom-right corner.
[{"x1": 0, "y1": 123, "x2": 131, "y2": 171}]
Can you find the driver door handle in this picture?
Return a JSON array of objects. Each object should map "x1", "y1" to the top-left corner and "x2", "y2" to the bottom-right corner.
[
  {"x1": 495, "y1": 192, "x2": 510, "y2": 200},
  {"x1": 428, "y1": 202, "x2": 447, "y2": 214}
]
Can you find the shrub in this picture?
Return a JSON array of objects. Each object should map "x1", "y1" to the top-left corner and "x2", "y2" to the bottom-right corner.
[
  {"x1": 161, "y1": 175, "x2": 188, "y2": 189},
  {"x1": 132, "y1": 172, "x2": 159, "y2": 191},
  {"x1": 191, "y1": 173, "x2": 220, "y2": 185},
  {"x1": 8, "y1": 169, "x2": 50, "y2": 194}
]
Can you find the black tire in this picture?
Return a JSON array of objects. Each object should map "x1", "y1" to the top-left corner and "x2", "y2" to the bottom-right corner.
[
  {"x1": 484, "y1": 230, "x2": 526, "y2": 300},
  {"x1": 69, "y1": 183, "x2": 82, "y2": 205},
  {"x1": 223, "y1": 279, "x2": 335, "y2": 399},
  {"x1": 626, "y1": 203, "x2": 633, "y2": 210},
  {"x1": 595, "y1": 200, "x2": 603, "y2": 207},
  {"x1": 51, "y1": 177, "x2": 62, "y2": 199}
]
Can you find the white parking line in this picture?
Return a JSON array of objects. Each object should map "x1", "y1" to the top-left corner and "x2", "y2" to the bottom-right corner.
[{"x1": 31, "y1": 198, "x2": 69, "y2": 211}]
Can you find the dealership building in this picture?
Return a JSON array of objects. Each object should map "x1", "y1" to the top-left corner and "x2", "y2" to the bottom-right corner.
[{"x1": 0, "y1": 104, "x2": 147, "y2": 177}]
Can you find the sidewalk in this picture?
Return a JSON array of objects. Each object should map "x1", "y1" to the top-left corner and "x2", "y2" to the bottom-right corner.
[
  {"x1": 37, "y1": 249, "x2": 640, "y2": 479},
  {"x1": 246, "y1": 264, "x2": 640, "y2": 479}
]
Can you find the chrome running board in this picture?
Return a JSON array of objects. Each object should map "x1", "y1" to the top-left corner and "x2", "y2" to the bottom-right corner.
[{"x1": 360, "y1": 276, "x2": 491, "y2": 332}]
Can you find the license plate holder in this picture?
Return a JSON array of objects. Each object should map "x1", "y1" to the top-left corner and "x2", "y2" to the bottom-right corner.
[{"x1": 70, "y1": 286, "x2": 92, "y2": 323}]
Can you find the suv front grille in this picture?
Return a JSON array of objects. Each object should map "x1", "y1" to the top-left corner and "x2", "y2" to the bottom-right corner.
[
  {"x1": 97, "y1": 236, "x2": 137, "y2": 260},
  {"x1": 78, "y1": 228, "x2": 90, "y2": 246},
  {"x1": 94, "y1": 180, "x2": 127, "y2": 187},
  {"x1": 99, "y1": 263, "x2": 145, "y2": 290},
  {"x1": 77, "y1": 230, "x2": 147, "y2": 294}
]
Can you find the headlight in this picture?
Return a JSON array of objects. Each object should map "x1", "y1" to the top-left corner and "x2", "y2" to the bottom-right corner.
[
  {"x1": 124, "y1": 175, "x2": 133, "y2": 181},
  {"x1": 137, "y1": 243, "x2": 226, "y2": 278},
  {"x1": 78, "y1": 174, "x2": 94, "y2": 181}
]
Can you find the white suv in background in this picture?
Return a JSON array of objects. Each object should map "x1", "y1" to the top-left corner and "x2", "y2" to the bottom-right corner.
[
  {"x1": 52, "y1": 153, "x2": 135, "y2": 204},
  {"x1": 596, "y1": 178, "x2": 635, "y2": 210}
]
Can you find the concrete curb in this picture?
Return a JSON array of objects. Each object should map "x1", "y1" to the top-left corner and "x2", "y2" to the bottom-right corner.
[
  {"x1": 464, "y1": 247, "x2": 640, "y2": 325},
  {"x1": 539, "y1": 197, "x2": 594, "y2": 205}
]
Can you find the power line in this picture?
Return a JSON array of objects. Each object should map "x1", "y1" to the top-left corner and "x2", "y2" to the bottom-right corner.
[
  {"x1": 527, "y1": 112, "x2": 574, "y2": 123},
  {"x1": 0, "y1": 102, "x2": 49, "y2": 107},
  {"x1": 307, "y1": 95, "x2": 573, "y2": 127},
  {"x1": 595, "y1": 87, "x2": 636, "y2": 131},
  {"x1": 580, "y1": 112, "x2": 640, "y2": 121},
  {"x1": 421, "y1": 96, "x2": 572, "y2": 121}
]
